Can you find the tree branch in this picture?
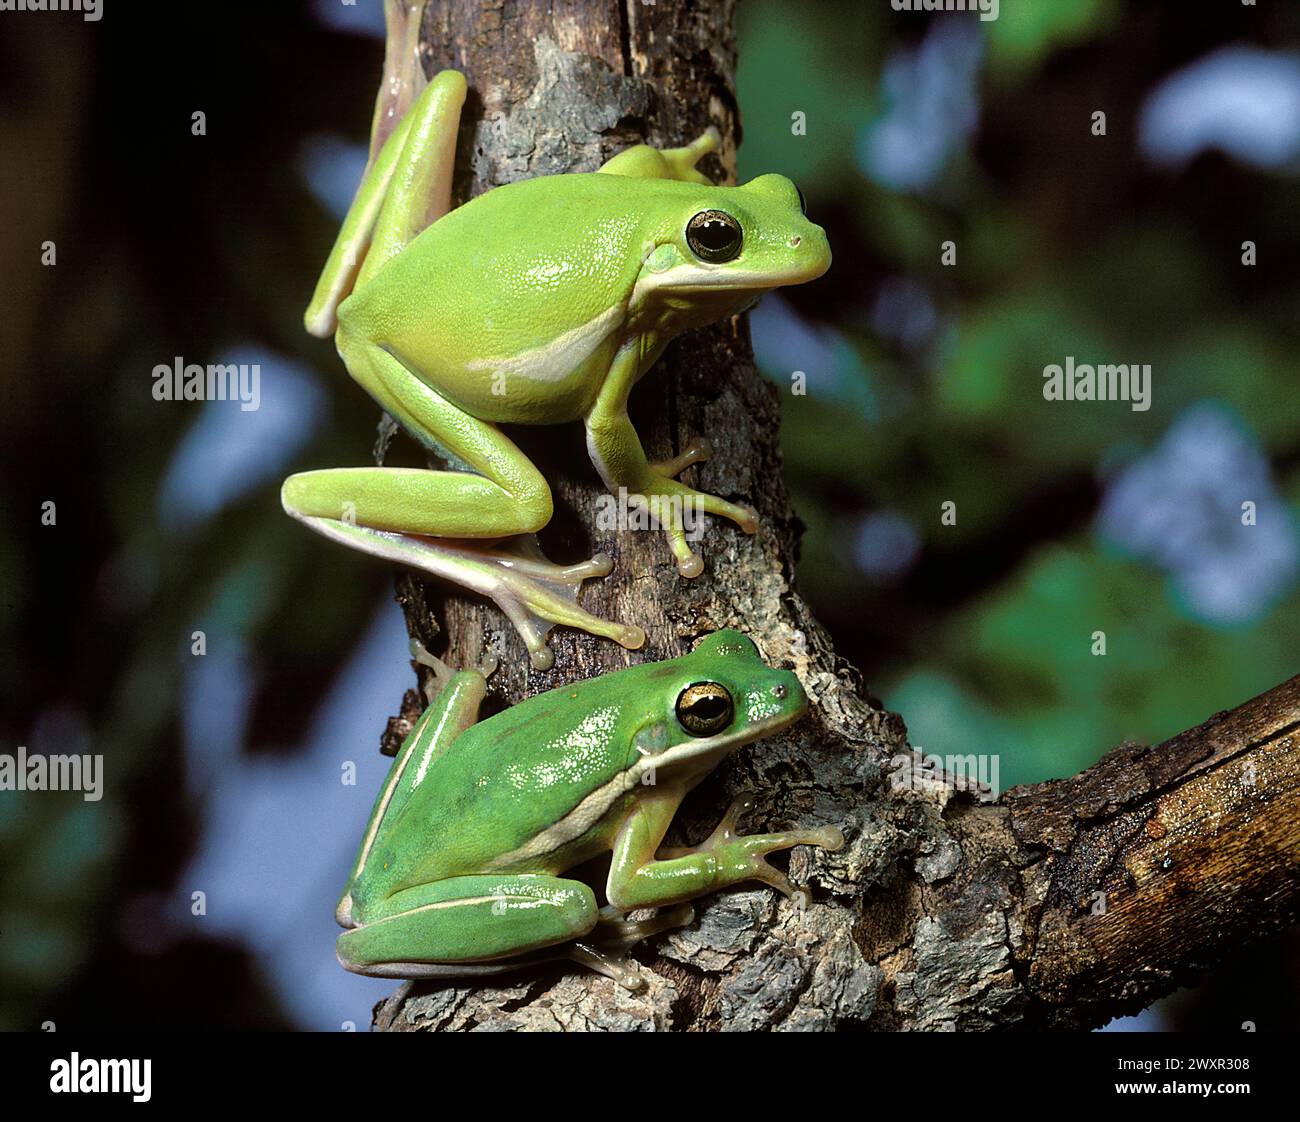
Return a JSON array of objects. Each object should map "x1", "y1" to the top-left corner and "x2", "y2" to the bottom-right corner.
[{"x1": 1003, "y1": 674, "x2": 1300, "y2": 1029}]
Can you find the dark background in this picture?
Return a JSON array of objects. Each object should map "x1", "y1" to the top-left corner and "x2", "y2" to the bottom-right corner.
[{"x1": 1, "y1": 0, "x2": 1296, "y2": 1030}]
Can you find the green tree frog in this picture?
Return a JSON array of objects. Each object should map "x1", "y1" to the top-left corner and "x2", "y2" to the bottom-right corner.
[
  {"x1": 335, "y1": 630, "x2": 844, "y2": 988},
  {"x1": 283, "y1": 68, "x2": 832, "y2": 669}
]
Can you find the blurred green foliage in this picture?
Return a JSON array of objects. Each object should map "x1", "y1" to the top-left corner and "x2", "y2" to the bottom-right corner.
[{"x1": 738, "y1": 0, "x2": 1299, "y2": 799}]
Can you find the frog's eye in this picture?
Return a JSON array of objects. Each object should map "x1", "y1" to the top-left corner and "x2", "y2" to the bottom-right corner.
[
  {"x1": 676, "y1": 682, "x2": 734, "y2": 736},
  {"x1": 686, "y1": 211, "x2": 743, "y2": 264},
  {"x1": 795, "y1": 184, "x2": 807, "y2": 215}
]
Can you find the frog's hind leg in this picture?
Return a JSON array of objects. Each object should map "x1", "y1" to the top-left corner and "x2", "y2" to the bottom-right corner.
[
  {"x1": 338, "y1": 875, "x2": 599, "y2": 976},
  {"x1": 563, "y1": 901, "x2": 697, "y2": 990},
  {"x1": 282, "y1": 342, "x2": 644, "y2": 669},
  {"x1": 337, "y1": 663, "x2": 488, "y2": 928},
  {"x1": 303, "y1": 519, "x2": 639, "y2": 670},
  {"x1": 366, "y1": 0, "x2": 430, "y2": 162},
  {"x1": 305, "y1": 66, "x2": 466, "y2": 338}
]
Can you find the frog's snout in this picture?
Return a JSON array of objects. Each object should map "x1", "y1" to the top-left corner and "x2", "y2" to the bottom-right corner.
[{"x1": 799, "y1": 223, "x2": 832, "y2": 278}]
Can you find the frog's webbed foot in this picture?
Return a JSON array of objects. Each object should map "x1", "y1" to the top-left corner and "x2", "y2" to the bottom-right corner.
[
  {"x1": 408, "y1": 636, "x2": 457, "y2": 703},
  {"x1": 661, "y1": 796, "x2": 845, "y2": 908},
  {"x1": 659, "y1": 128, "x2": 721, "y2": 184},
  {"x1": 648, "y1": 436, "x2": 715, "y2": 480},
  {"x1": 568, "y1": 943, "x2": 646, "y2": 991},
  {"x1": 459, "y1": 534, "x2": 646, "y2": 670},
  {"x1": 296, "y1": 517, "x2": 644, "y2": 670},
  {"x1": 567, "y1": 902, "x2": 696, "y2": 990},
  {"x1": 634, "y1": 438, "x2": 759, "y2": 579}
]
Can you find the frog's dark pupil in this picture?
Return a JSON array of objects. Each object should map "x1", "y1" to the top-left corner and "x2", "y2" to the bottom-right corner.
[
  {"x1": 795, "y1": 184, "x2": 807, "y2": 215},
  {"x1": 696, "y1": 219, "x2": 734, "y2": 250},
  {"x1": 686, "y1": 211, "x2": 742, "y2": 262},
  {"x1": 690, "y1": 696, "x2": 727, "y2": 722}
]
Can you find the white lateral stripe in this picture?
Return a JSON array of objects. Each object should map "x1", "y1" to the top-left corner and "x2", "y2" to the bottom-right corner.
[
  {"x1": 486, "y1": 713, "x2": 797, "y2": 869},
  {"x1": 364, "y1": 894, "x2": 508, "y2": 927},
  {"x1": 352, "y1": 722, "x2": 424, "y2": 880}
]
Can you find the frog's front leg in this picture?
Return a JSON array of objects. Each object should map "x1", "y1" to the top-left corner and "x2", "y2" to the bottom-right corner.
[
  {"x1": 585, "y1": 341, "x2": 758, "y2": 577},
  {"x1": 336, "y1": 874, "x2": 599, "y2": 977},
  {"x1": 605, "y1": 791, "x2": 844, "y2": 912},
  {"x1": 597, "y1": 126, "x2": 720, "y2": 183}
]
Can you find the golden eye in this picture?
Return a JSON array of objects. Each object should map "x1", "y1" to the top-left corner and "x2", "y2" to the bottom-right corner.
[
  {"x1": 676, "y1": 682, "x2": 734, "y2": 736},
  {"x1": 686, "y1": 210, "x2": 743, "y2": 263}
]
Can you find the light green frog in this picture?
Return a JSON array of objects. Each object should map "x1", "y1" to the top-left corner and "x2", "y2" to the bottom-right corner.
[
  {"x1": 283, "y1": 66, "x2": 831, "y2": 669},
  {"x1": 335, "y1": 631, "x2": 843, "y2": 987}
]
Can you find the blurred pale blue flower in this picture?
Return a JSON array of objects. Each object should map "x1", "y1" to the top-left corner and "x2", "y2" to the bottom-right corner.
[
  {"x1": 299, "y1": 135, "x2": 370, "y2": 222},
  {"x1": 872, "y1": 276, "x2": 940, "y2": 352},
  {"x1": 858, "y1": 18, "x2": 984, "y2": 192},
  {"x1": 180, "y1": 598, "x2": 409, "y2": 1029},
  {"x1": 312, "y1": 0, "x2": 385, "y2": 38},
  {"x1": 1097, "y1": 402, "x2": 1298, "y2": 624},
  {"x1": 853, "y1": 510, "x2": 921, "y2": 582},
  {"x1": 1139, "y1": 47, "x2": 1300, "y2": 171},
  {"x1": 156, "y1": 347, "x2": 327, "y2": 533},
  {"x1": 750, "y1": 296, "x2": 877, "y2": 421}
]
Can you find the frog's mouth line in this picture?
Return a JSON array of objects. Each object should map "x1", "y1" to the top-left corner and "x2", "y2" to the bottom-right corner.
[
  {"x1": 636, "y1": 701, "x2": 810, "y2": 777},
  {"x1": 484, "y1": 701, "x2": 808, "y2": 872},
  {"x1": 633, "y1": 260, "x2": 829, "y2": 300}
]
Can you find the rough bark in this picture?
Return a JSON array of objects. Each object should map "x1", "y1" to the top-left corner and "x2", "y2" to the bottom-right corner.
[{"x1": 365, "y1": 0, "x2": 1299, "y2": 1031}]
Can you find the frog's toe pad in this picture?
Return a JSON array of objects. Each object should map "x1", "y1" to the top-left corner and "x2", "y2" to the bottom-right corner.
[
  {"x1": 568, "y1": 943, "x2": 646, "y2": 990},
  {"x1": 677, "y1": 552, "x2": 705, "y2": 579}
]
